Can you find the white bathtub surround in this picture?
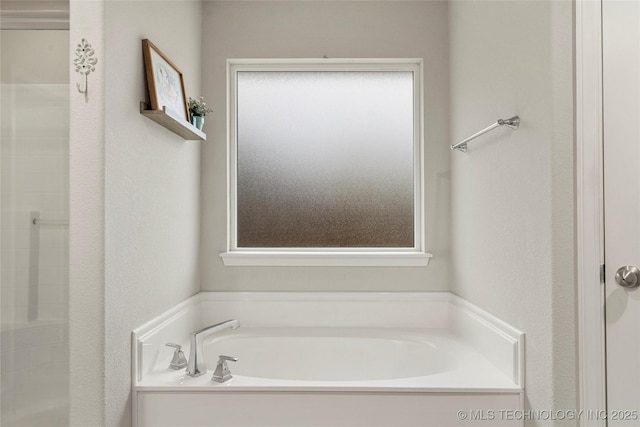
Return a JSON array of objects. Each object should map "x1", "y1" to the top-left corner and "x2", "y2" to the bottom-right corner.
[{"x1": 132, "y1": 292, "x2": 524, "y2": 427}]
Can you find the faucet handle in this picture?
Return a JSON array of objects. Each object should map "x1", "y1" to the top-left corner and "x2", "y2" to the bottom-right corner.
[
  {"x1": 165, "y1": 343, "x2": 188, "y2": 370},
  {"x1": 212, "y1": 355, "x2": 238, "y2": 383}
]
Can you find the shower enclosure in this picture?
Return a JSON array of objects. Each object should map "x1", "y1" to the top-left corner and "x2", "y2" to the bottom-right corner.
[{"x1": 0, "y1": 7, "x2": 70, "y2": 426}]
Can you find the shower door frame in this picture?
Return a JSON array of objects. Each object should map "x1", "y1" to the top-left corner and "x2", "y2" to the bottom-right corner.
[
  {"x1": 576, "y1": 0, "x2": 607, "y2": 426},
  {"x1": 0, "y1": 10, "x2": 68, "y2": 30}
]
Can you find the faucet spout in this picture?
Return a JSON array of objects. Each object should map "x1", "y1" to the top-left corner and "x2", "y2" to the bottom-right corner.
[{"x1": 186, "y1": 319, "x2": 240, "y2": 377}]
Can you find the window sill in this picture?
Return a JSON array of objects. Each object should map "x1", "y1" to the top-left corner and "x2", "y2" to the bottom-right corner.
[{"x1": 219, "y1": 251, "x2": 433, "y2": 267}]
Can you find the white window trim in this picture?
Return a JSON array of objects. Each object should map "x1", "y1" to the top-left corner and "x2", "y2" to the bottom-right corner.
[{"x1": 220, "y1": 58, "x2": 431, "y2": 267}]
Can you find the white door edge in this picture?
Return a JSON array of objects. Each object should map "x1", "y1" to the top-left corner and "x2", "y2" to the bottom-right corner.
[{"x1": 576, "y1": 0, "x2": 607, "y2": 425}]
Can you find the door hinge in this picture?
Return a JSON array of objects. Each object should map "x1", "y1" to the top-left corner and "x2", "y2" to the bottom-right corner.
[{"x1": 600, "y1": 264, "x2": 606, "y2": 285}]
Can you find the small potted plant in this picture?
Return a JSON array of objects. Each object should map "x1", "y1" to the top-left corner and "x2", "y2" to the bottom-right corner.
[{"x1": 188, "y1": 96, "x2": 213, "y2": 131}]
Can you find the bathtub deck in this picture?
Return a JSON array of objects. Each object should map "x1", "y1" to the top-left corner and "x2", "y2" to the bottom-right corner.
[{"x1": 136, "y1": 328, "x2": 521, "y2": 394}]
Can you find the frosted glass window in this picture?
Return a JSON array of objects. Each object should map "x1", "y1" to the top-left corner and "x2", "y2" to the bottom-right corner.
[{"x1": 234, "y1": 68, "x2": 417, "y2": 249}]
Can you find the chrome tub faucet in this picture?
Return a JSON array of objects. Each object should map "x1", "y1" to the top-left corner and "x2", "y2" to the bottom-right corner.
[{"x1": 186, "y1": 319, "x2": 240, "y2": 377}]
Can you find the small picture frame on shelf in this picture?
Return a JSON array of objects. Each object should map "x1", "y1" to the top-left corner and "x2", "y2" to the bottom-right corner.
[{"x1": 142, "y1": 39, "x2": 189, "y2": 122}]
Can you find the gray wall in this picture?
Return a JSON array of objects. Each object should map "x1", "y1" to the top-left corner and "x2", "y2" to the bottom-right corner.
[
  {"x1": 449, "y1": 1, "x2": 577, "y2": 424},
  {"x1": 103, "y1": 2, "x2": 202, "y2": 426},
  {"x1": 200, "y1": 1, "x2": 451, "y2": 291}
]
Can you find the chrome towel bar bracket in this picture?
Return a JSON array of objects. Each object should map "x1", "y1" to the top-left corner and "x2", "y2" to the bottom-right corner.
[{"x1": 451, "y1": 115, "x2": 520, "y2": 153}]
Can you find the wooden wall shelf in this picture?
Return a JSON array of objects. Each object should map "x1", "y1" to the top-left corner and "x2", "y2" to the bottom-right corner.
[{"x1": 139, "y1": 102, "x2": 206, "y2": 141}]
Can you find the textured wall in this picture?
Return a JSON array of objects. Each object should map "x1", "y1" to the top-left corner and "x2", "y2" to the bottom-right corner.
[
  {"x1": 103, "y1": 1, "x2": 202, "y2": 426},
  {"x1": 449, "y1": 1, "x2": 576, "y2": 425},
  {"x1": 69, "y1": 1, "x2": 105, "y2": 426},
  {"x1": 200, "y1": 1, "x2": 451, "y2": 291}
]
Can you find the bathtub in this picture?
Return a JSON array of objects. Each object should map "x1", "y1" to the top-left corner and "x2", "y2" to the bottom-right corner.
[
  {"x1": 205, "y1": 328, "x2": 452, "y2": 382},
  {"x1": 133, "y1": 292, "x2": 524, "y2": 426}
]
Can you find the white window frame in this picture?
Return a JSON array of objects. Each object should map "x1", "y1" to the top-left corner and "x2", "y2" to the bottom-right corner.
[{"x1": 220, "y1": 58, "x2": 431, "y2": 267}]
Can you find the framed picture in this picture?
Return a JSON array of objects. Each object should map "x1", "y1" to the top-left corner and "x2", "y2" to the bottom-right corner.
[{"x1": 142, "y1": 39, "x2": 189, "y2": 122}]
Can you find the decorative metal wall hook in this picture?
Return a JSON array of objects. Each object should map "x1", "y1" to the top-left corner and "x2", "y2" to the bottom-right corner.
[{"x1": 74, "y1": 38, "x2": 97, "y2": 95}]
